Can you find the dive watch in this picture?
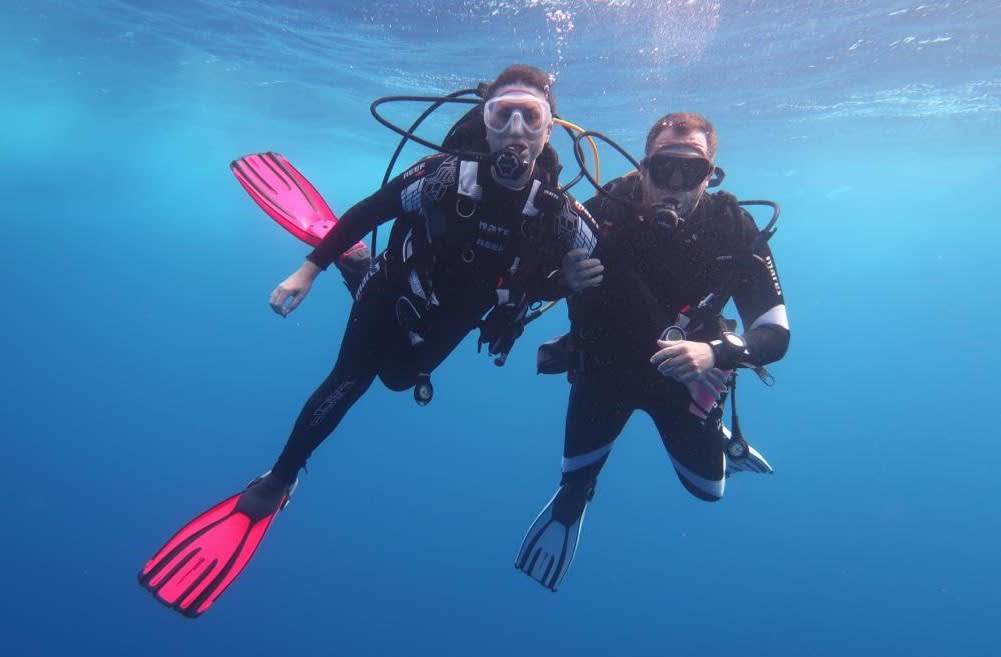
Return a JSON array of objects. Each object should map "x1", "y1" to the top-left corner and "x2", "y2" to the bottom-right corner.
[{"x1": 709, "y1": 331, "x2": 749, "y2": 370}]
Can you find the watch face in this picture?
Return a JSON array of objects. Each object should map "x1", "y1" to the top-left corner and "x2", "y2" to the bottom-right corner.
[{"x1": 724, "y1": 332, "x2": 746, "y2": 349}]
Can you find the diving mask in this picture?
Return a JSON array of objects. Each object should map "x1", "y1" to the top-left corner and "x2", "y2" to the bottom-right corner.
[
  {"x1": 483, "y1": 92, "x2": 552, "y2": 136},
  {"x1": 643, "y1": 152, "x2": 714, "y2": 191}
]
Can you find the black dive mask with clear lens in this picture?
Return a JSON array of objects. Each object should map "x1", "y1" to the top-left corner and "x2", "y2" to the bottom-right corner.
[
  {"x1": 491, "y1": 146, "x2": 530, "y2": 181},
  {"x1": 644, "y1": 154, "x2": 713, "y2": 191}
]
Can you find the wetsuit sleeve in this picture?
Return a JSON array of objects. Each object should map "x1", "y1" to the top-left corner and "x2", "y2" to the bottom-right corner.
[
  {"x1": 307, "y1": 154, "x2": 459, "y2": 271},
  {"x1": 534, "y1": 195, "x2": 599, "y2": 300},
  {"x1": 306, "y1": 182, "x2": 402, "y2": 270},
  {"x1": 732, "y1": 212, "x2": 790, "y2": 366},
  {"x1": 307, "y1": 155, "x2": 454, "y2": 269}
]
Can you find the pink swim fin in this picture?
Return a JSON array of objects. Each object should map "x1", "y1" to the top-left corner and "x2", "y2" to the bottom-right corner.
[
  {"x1": 138, "y1": 472, "x2": 296, "y2": 618},
  {"x1": 231, "y1": 151, "x2": 367, "y2": 254},
  {"x1": 231, "y1": 152, "x2": 370, "y2": 290}
]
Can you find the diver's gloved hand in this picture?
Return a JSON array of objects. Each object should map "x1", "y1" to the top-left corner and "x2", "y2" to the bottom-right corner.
[
  {"x1": 559, "y1": 248, "x2": 604, "y2": 293},
  {"x1": 479, "y1": 291, "x2": 530, "y2": 364},
  {"x1": 650, "y1": 338, "x2": 715, "y2": 383},
  {"x1": 686, "y1": 368, "x2": 731, "y2": 419},
  {"x1": 270, "y1": 260, "x2": 321, "y2": 317},
  {"x1": 694, "y1": 368, "x2": 729, "y2": 394}
]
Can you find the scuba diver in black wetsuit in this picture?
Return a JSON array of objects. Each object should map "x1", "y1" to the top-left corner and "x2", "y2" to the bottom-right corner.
[
  {"x1": 516, "y1": 112, "x2": 791, "y2": 592},
  {"x1": 138, "y1": 64, "x2": 600, "y2": 618}
]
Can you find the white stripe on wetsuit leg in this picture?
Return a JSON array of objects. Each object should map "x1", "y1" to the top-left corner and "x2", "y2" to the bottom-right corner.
[
  {"x1": 562, "y1": 442, "x2": 614, "y2": 473},
  {"x1": 670, "y1": 455, "x2": 724, "y2": 499},
  {"x1": 749, "y1": 304, "x2": 789, "y2": 330}
]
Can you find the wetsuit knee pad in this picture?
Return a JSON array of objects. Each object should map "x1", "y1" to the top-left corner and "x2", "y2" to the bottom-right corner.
[
  {"x1": 378, "y1": 370, "x2": 418, "y2": 392},
  {"x1": 373, "y1": 335, "x2": 423, "y2": 391},
  {"x1": 676, "y1": 471, "x2": 724, "y2": 502}
]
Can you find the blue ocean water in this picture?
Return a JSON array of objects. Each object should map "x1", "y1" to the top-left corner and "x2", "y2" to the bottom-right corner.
[{"x1": 2, "y1": 1, "x2": 999, "y2": 655}]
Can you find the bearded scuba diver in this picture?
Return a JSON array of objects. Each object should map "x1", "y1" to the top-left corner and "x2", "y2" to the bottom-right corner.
[
  {"x1": 517, "y1": 112, "x2": 790, "y2": 592},
  {"x1": 138, "y1": 64, "x2": 601, "y2": 617}
]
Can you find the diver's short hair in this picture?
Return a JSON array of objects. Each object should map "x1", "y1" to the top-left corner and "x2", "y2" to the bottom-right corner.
[
  {"x1": 645, "y1": 112, "x2": 717, "y2": 159},
  {"x1": 483, "y1": 64, "x2": 556, "y2": 115}
]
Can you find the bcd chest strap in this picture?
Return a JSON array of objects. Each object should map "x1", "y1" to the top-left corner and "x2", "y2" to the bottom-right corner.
[{"x1": 479, "y1": 179, "x2": 570, "y2": 366}]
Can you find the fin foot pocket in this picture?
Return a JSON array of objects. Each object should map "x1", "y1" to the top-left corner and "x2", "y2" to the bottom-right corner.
[{"x1": 137, "y1": 472, "x2": 295, "y2": 617}]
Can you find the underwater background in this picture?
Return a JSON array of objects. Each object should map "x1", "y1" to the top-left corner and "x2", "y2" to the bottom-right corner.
[{"x1": 2, "y1": 1, "x2": 999, "y2": 655}]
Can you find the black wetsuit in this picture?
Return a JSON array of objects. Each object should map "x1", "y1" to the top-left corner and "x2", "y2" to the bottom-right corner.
[
  {"x1": 270, "y1": 154, "x2": 597, "y2": 484},
  {"x1": 560, "y1": 173, "x2": 789, "y2": 501}
]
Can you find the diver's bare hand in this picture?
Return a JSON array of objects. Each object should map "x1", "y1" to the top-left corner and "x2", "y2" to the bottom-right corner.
[
  {"x1": 269, "y1": 260, "x2": 321, "y2": 317},
  {"x1": 650, "y1": 339, "x2": 715, "y2": 383}
]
